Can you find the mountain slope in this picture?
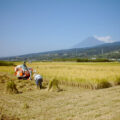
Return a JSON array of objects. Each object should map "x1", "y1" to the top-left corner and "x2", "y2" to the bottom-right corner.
[
  {"x1": 73, "y1": 36, "x2": 104, "y2": 48},
  {"x1": 0, "y1": 42, "x2": 120, "y2": 61}
]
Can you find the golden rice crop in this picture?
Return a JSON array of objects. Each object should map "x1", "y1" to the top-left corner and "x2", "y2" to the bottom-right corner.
[
  {"x1": 0, "y1": 62, "x2": 120, "y2": 89},
  {"x1": 28, "y1": 62, "x2": 120, "y2": 89}
]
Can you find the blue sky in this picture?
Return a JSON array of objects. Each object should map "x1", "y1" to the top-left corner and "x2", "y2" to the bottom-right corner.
[{"x1": 0, "y1": 0, "x2": 120, "y2": 57}]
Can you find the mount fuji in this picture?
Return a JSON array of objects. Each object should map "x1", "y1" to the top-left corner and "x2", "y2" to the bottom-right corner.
[{"x1": 73, "y1": 36, "x2": 112, "y2": 48}]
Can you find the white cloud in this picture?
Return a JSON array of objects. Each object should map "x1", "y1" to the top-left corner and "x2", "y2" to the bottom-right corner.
[{"x1": 94, "y1": 35, "x2": 114, "y2": 43}]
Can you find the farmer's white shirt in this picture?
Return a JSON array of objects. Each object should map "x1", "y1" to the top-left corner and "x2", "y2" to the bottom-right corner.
[{"x1": 34, "y1": 74, "x2": 42, "y2": 81}]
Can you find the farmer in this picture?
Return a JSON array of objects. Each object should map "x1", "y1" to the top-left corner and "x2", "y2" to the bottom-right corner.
[
  {"x1": 22, "y1": 61, "x2": 33, "y2": 80},
  {"x1": 22, "y1": 61, "x2": 28, "y2": 71},
  {"x1": 33, "y1": 73, "x2": 43, "y2": 89}
]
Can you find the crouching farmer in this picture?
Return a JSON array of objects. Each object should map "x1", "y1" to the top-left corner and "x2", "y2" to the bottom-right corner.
[{"x1": 33, "y1": 74, "x2": 43, "y2": 89}]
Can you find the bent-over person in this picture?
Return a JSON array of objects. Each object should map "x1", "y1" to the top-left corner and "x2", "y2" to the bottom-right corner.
[{"x1": 33, "y1": 74, "x2": 43, "y2": 89}]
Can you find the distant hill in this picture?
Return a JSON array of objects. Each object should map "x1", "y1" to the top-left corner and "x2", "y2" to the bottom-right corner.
[
  {"x1": 73, "y1": 36, "x2": 105, "y2": 48},
  {"x1": 0, "y1": 41, "x2": 120, "y2": 61}
]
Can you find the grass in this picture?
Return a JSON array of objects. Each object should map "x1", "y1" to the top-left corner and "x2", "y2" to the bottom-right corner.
[
  {"x1": 0, "y1": 80, "x2": 120, "y2": 120},
  {"x1": 0, "y1": 62, "x2": 120, "y2": 89},
  {"x1": 0, "y1": 62, "x2": 120, "y2": 120},
  {"x1": 28, "y1": 62, "x2": 120, "y2": 89},
  {"x1": 0, "y1": 61, "x2": 15, "y2": 66},
  {"x1": 48, "y1": 78, "x2": 61, "y2": 92},
  {"x1": 0, "y1": 103, "x2": 20, "y2": 120},
  {"x1": 23, "y1": 103, "x2": 30, "y2": 109},
  {"x1": 6, "y1": 80, "x2": 18, "y2": 94}
]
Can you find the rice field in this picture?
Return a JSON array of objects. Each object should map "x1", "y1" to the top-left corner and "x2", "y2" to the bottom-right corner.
[
  {"x1": 0, "y1": 62, "x2": 120, "y2": 89},
  {"x1": 28, "y1": 62, "x2": 120, "y2": 89},
  {"x1": 0, "y1": 62, "x2": 120, "y2": 120}
]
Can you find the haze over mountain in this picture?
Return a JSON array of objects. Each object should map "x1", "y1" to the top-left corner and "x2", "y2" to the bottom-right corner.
[
  {"x1": 73, "y1": 36, "x2": 114, "y2": 48},
  {"x1": 0, "y1": 41, "x2": 120, "y2": 61}
]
